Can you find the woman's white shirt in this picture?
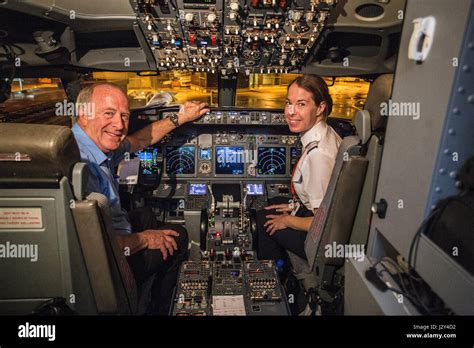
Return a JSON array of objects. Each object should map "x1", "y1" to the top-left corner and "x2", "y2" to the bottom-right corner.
[{"x1": 292, "y1": 121, "x2": 342, "y2": 211}]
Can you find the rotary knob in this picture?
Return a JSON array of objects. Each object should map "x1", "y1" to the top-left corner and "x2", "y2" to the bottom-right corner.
[
  {"x1": 207, "y1": 13, "x2": 217, "y2": 23},
  {"x1": 230, "y1": 2, "x2": 239, "y2": 11},
  {"x1": 185, "y1": 13, "x2": 194, "y2": 22}
]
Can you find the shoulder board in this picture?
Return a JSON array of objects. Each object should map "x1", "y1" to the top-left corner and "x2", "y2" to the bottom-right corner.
[{"x1": 305, "y1": 140, "x2": 319, "y2": 154}]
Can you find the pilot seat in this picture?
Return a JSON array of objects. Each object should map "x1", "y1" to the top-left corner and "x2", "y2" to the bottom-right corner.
[
  {"x1": 287, "y1": 74, "x2": 394, "y2": 315},
  {"x1": 0, "y1": 123, "x2": 139, "y2": 315}
]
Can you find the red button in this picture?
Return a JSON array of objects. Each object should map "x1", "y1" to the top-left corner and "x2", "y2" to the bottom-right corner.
[
  {"x1": 211, "y1": 34, "x2": 217, "y2": 46},
  {"x1": 189, "y1": 34, "x2": 195, "y2": 45}
]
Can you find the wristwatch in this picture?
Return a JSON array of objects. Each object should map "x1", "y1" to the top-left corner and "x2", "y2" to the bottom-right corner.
[{"x1": 169, "y1": 113, "x2": 180, "y2": 128}]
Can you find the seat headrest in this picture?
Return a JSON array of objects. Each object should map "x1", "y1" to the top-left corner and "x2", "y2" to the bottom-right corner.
[
  {"x1": 364, "y1": 74, "x2": 394, "y2": 131},
  {"x1": 354, "y1": 109, "x2": 371, "y2": 145},
  {"x1": 0, "y1": 123, "x2": 80, "y2": 181}
]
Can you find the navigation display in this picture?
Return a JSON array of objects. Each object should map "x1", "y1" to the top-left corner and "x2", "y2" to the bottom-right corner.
[
  {"x1": 215, "y1": 146, "x2": 245, "y2": 175},
  {"x1": 257, "y1": 147, "x2": 286, "y2": 175},
  {"x1": 165, "y1": 145, "x2": 196, "y2": 175}
]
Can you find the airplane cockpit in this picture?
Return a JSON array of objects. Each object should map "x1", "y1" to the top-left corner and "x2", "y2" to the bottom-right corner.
[{"x1": 0, "y1": 0, "x2": 473, "y2": 340}]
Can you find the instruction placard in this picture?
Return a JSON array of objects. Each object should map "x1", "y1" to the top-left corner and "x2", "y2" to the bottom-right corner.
[{"x1": 0, "y1": 208, "x2": 43, "y2": 229}]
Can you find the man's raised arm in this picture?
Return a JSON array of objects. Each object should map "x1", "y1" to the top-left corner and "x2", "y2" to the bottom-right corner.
[{"x1": 126, "y1": 101, "x2": 209, "y2": 153}]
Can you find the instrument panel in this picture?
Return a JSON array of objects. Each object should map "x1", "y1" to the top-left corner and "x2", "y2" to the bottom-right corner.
[
  {"x1": 172, "y1": 258, "x2": 289, "y2": 316},
  {"x1": 129, "y1": 107, "x2": 302, "y2": 217},
  {"x1": 146, "y1": 133, "x2": 300, "y2": 179},
  {"x1": 132, "y1": 108, "x2": 301, "y2": 180},
  {"x1": 163, "y1": 109, "x2": 287, "y2": 125},
  {"x1": 131, "y1": 0, "x2": 337, "y2": 74},
  {"x1": 130, "y1": 106, "x2": 354, "y2": 213},
  {"x1": 128, "y1": 105, "x2": 351, "y2": 316}
]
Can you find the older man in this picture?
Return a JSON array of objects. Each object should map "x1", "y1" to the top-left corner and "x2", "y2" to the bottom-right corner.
[{"x1": 71, "y1": 83, "x2": 209, "y2": 314}]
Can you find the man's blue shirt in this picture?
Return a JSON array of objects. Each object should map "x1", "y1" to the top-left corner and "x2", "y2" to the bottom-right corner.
[{"x1": 71, "y1": 123, "x2": 132, "y2": 235}]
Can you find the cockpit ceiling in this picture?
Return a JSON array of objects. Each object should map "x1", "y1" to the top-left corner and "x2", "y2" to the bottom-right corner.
[{"x1": 0, "y1": 0, "x2": 405, "y2": 76}]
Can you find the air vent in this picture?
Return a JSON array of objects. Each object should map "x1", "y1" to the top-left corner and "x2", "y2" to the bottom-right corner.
[{"x1": 355, "y1": 4, "x2": 385, "y2": 21}]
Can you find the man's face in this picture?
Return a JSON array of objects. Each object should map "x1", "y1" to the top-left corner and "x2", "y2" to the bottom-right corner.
[
  {"x1": 285, "y1": 84, "x2": 325, "y2": 133},
  {"x1": 79, "y1": 86, "x2": 130, "y2": 153}
]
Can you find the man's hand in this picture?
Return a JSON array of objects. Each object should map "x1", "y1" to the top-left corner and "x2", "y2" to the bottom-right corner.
[
  {"x1": 140, "y1": 229, "x2": 179, "y2": 261},
  {"x1": 264, "y1": 203, "x2": 293, "y2": 213},
  {"x1": 264, "y1": 213, "x2": 289, "y2": 236},
  {"x1": 177, "y1": 101, "x2": 210, "y2": 124}
]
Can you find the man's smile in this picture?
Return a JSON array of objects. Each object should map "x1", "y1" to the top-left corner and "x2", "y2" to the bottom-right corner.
[{"x1": 104, "y1": 130, "x2": 122, "y2": 140}]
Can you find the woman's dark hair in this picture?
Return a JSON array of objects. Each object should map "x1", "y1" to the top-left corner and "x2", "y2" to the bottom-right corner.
[{"x1": 288, "y1": 74, "x2": 333, "y2": 120}]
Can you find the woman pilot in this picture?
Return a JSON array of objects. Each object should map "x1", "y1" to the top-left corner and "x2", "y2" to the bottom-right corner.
[{"x1": 257, "y1": 74, "x2": 342, "y2": 262}]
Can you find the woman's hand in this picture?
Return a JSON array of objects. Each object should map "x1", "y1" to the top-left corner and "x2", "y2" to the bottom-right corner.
[
  {"x1": 264, "y1": 213, "x2": 289, "y2": 235},
  {"x1": 264, "y1": 203, "x2": 293, "y2": 213}
]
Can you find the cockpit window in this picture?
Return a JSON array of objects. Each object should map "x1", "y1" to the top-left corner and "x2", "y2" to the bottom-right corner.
[
  {"x1": 90, "y1": 72, "x2": 369, "y2": 120},
  {"x1": 236, "y1": 74, "x2": 370, "y2": 120},
  {"x1": 0, "y1": 78, "x2": 68, "y2": 125},
  {"x1": 1, "y1": 74, "x2": 370, "y2": 124},
  {"x1": 90, "y1": 71, "x2": 218, "y2": 109}
]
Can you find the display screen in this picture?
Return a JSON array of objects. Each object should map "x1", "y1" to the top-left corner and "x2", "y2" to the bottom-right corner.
[
  {"x1": 215, "y1": 146, "x2": 245, "y2": 175},
  {"x1": 257, "y1": 147, "x2": 286, "y2": 175},
  {"x1": 165, "y1": 145, "x2": 196, "y2": 175},
  {"x1": 137, "y1": 147, "x2": 160, "y2": 175},
  {"x1": 188, "y1": 183, "x2": 207, "y2": 195},
  {"x1": 246, "y1": 183, "x2": 264, "y2": 196},
  {"x1": 290, "y1": 147, "x2": 300, "y2": 158},
  {"x1": 199, "y1": 147, "x2": 211, "y2": 160},
  {"x1": 290, "y1": 146, "x2": 300, "y2": 173}
]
